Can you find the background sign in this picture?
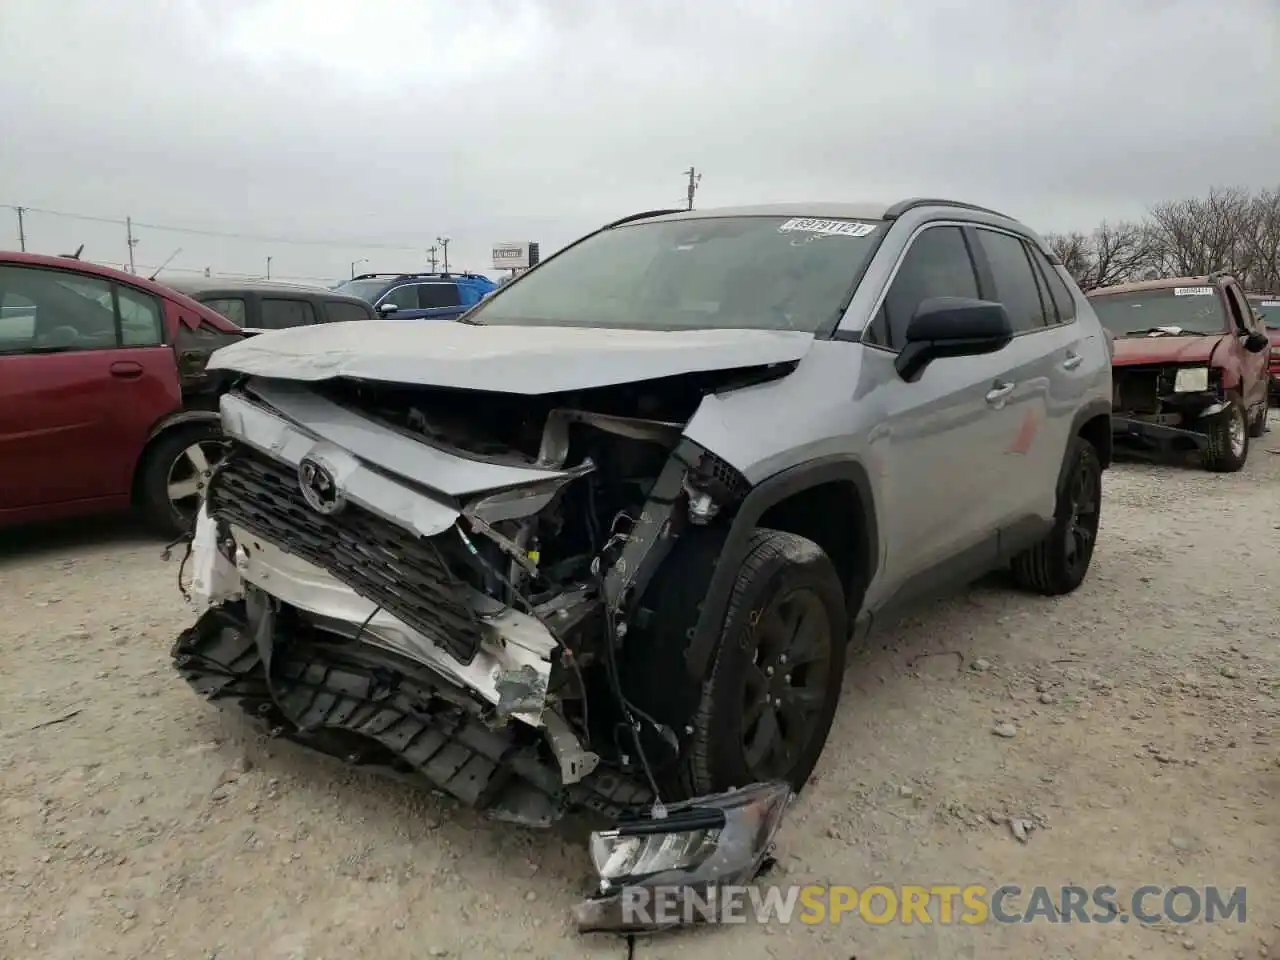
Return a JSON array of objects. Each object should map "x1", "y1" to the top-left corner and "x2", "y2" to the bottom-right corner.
[{"x1": 491, "y1": 242, "x2": 540, "y2": 271}]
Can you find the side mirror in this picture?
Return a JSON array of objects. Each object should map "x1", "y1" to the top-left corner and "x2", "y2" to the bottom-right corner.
[
  {"x1": 1242, "y1": 331, "x2": 1269, "y2": 353},
  {"x1": 377, "y1": 302, "x2": 399, "y2": 316},
  {"x1": 894, "y1": 297, "x2": 1014, "y2": 382}
]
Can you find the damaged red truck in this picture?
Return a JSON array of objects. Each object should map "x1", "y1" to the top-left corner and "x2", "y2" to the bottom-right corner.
[{"x1": 1088, "y1": 275, "x2": 1270, "y2": 471}]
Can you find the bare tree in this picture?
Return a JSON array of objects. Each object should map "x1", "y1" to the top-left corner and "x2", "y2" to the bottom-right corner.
[
  {"x1": 1146, "y1": 186, "x2": 1257, "y2": 279},
  {"x1": 1239, "y1": 187, "x2": 1280, "y2": 292},
  {"x1": 1044, "y1": 221, "x2": 1153, "y2": 291}
]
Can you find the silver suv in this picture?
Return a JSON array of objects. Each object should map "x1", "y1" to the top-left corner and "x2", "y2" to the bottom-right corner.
[{"x1": 174, "y1": 199, "x2": 1112, "y2": 830}]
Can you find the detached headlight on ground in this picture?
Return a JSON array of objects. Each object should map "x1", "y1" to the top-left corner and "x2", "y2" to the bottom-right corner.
[
  {"x1": 573, "y1": 781, "x2": 793, "y2": 934},
  {"x1": 1173, "y1": 366, "x2": 1210, "y2": 392}
]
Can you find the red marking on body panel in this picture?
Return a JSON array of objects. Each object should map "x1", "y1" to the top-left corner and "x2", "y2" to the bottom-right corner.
[{"x1": 1008, "y1": 410, "x2": 1039, "y2": 454}]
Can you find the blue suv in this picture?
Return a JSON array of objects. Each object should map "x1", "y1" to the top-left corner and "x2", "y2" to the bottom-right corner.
[{"x1": 334, "y1": 271, "x2": 498, "y2": 321}]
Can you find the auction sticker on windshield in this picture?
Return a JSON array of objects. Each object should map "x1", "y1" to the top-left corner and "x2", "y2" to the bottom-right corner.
[
  {"x1": 1173, "y1": 287, "x2": 1214, "y2": 296},
  {"x1": 777, "y1": 218, "x2": 877, "y2": 238}
]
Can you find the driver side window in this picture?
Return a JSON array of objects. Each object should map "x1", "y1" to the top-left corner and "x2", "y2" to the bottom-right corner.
[
  {"x1": 864, "y1": 226, "x2": 980, "y2": 350},
  {"x1": 380, "y1": 284, "x2": 419, "y2": 309}
]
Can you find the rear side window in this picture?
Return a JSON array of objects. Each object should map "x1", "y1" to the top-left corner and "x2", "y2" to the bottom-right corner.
[
  {"x1": 974, "y1": 229, "x2": 1049, "y2": 332},
  {"x1": 259, "y1": 298, "x2": 316, "y2": 330},
  {"x1": 418, "y1": 283, "x2": 462, "y2": 309},
  {"x1": 323, "y1": 300, "x2": 369, "y2": 323},
  {"x1": 116, "y1": 286, "x2": 164, "y2": 346},
  {"x1": 1027, "y1": 248, "x2": 1076, "y2": 324},
  {"x1": 870, "y1": 225, "x2": 980, "y2": 349},
  {"x1": 202, "y1": 297, "x2": 247, "y2": 326}
]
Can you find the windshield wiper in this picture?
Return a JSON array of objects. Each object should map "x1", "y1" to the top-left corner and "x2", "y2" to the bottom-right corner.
[{"x1": 1123, "y1": 327, "x2": 1208, "y2": 337}]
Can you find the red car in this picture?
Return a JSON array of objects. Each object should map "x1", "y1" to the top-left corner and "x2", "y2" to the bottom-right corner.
[
  {"x1": 1246, "y1": 293, "x2": 1280, "y2": 402},
  {"x1": 1088, "y1": 274, "x2": 1271, "y2": 471},
  {"x1": 0, "y1": 252, "x2": 243, "y2": 536}
]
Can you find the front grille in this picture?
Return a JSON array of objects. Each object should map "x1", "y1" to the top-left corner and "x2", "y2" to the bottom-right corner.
[
  {"x1": 1114, "y1": 364, "x2": 1169, "y2": 412},
  {"x1": 207, "y1": 446, "x2": 482, "y2": 665}
]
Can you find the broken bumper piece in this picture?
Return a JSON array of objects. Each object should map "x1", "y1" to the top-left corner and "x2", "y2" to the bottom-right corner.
[{"x1": 573, "y1": 781, "x2": 794, "y2": 934}]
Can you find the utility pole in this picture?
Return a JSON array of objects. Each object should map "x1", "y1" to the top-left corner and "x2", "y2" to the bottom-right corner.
[
  {"x1": 266, "y1": 256, "x2": 272, "y2": 280},
  {"x1": 15, "y1": 206, "x2": 25, "y2": 252},
  {"x1": 426, "y1": 246, "x2": 439, "y2": 272},
  {"x1": 437, "y1": 236, "x2": 450, "y2": 274},
  {"x1": 350, "y1": 258, "x2": 368, "y2": 279},
  {"x1": 683, "y1": 167, "x2": 702, "y2": 211},
  {"x1": 126, "y1": 216, "x2": 137, "y2": 273}
]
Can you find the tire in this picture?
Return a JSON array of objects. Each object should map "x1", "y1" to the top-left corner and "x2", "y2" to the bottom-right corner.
[
  {"x1": 1204, "y1": 399, "x2": 1248, "y2": 472},
  {"x1": 676, "y1": 529, "x2": 847, "y2": 798},
  {"x1": 1011, "y1": 436, "x2": 1102, "y2": 596},
  {"x1": 138, "y1": 422, "x2": 227, "y2": 538}
]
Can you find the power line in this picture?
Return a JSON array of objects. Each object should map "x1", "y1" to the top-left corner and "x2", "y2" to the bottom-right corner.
[{"x1": 3, "y1": 202, "x2": 436, "y2": 252}]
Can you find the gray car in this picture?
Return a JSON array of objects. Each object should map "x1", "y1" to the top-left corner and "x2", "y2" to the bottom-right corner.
[{"x1": 172, "y1": 199, "x2": 1111, "y2": 909}]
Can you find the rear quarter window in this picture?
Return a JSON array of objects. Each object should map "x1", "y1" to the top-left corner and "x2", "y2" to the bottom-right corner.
[
  {"x1": 259, "y1": 298, "x2": 316, "y2": 329},
  {"x1": 323, "y1": 300, "x2": 370, "y2": 324}
]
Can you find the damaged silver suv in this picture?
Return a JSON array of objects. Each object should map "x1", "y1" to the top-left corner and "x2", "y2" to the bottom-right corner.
[{"x1": 173, "y1": 199, "x2": 1111, "y2": 909}]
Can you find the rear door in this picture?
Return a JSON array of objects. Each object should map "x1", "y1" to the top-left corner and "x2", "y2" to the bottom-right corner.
[
  {"x1": 414, "y1": 281, "x2": 465, "y2": 320},
  {"x1": 0, "y1": 263, "x2": 181, "y2": 514},
  {"x1": 970, "y1": 228, "x2": 1086, "y2": 531}
]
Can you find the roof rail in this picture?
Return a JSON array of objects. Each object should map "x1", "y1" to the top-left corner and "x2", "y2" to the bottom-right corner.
[
  {"x1": 351, "y1": 271, "x2": 488, "y2": 282},
  {"x1": 602, "y1": 208, "x2": 686, "y2": 230},
  {"x1": 884, "y1": 197, "x2": 1012, "y2": 221}
]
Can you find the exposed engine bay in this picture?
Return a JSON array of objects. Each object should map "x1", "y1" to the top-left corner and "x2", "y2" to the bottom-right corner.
[{"x1": 173, "y1": 366, "x2": 780, "y2": 826}]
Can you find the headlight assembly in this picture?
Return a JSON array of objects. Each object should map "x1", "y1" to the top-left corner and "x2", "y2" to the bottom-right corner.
[
  {"x1": 573, "y1": 781, "x2": 794, "y2": 933},
  {"x1": 1173, "y1": 366, "x2": 1210, "y2": 393}
]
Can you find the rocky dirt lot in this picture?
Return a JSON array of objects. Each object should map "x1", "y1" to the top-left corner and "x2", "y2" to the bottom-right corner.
[{"x1": 1, "y1": 447, "x2": 1277, "y2": 960}]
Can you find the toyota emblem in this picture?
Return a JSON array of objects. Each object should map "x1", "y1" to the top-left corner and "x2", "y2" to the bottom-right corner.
[{"x1": 298, "y1": 456, "x2": 345, "y2": 516}]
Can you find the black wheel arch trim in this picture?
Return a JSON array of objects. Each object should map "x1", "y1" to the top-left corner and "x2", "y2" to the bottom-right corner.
[
  {"x1": 683, "y1": 454, "x2": 879, "y2": 680},
  {"x1": 1063, "y1": 398, "x2": 1112, "y2": 478},
  {"x1": 143, "y1": 409, "x2": 222, "y2": 446}
]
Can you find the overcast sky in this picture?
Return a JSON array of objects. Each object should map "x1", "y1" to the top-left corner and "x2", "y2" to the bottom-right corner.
[{"x1": 2, "y1": 0, "x2": 1277, "y2": 284}]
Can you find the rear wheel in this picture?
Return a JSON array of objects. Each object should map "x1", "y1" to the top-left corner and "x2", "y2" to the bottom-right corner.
[
  {"x1": 138, "y1": 422, "x2": 227, "y2": 537},
  {"x1": 1011, "y1": 436, "x2": 1102, "y2": 596},
  {"x1": 677, "y1": 529, "x2": 847, "y2": 797},
  {"x1": 1204, "y1": 400, "x2": 1248, "y2": 472}
]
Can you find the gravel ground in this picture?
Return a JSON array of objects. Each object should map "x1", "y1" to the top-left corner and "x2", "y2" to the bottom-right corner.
[{"x1": 1, "y1": 448, "x2": 1277, "y2": 960}]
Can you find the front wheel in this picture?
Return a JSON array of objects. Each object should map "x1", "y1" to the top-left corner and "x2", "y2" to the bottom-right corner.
[
  {"x1": 676, "y1": 529, "x2": 847, "y2": 798},
  {"x1": 138, "y1": 422, "x2": 227, "y2": 538},
  {"x1": 1011, "y1": 436, "x2": 1102, "y2": 596},
  {"x1": 1204, "y1": 400, "x2": 1248, "y2": 472}
]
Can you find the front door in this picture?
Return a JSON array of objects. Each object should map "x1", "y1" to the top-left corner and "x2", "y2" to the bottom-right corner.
[{"x1": 860, "y1": 224, "x2": 1017, "y2": 605}]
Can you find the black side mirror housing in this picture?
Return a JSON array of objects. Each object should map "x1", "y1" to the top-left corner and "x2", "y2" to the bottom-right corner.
[
  {"x1": 1242, "y1": 331, "x2": 1269, "y2": 353},
  {"x1": 894, "y1": 297, "x2": 1015, "y2": 382}
]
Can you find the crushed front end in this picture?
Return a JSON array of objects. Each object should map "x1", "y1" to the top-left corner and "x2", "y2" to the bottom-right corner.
[
  {"x1": 172, "y1": 372, "x2": 774, "y2": 831},
  {"x1": 1110, "y1": 362, "x2": 1228, "y2": 453}
]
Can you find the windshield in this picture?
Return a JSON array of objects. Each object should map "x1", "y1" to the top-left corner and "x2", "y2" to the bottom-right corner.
[
  {"x1": 1089, "y1": 287, "x2": 1228, "y2": 337},
  {"x1": 462, "y1": 215, "x2": 884, "y2": 333},
  {"x1": 1251, "y1": 298, "x2": 1280, "y2": 328},
  {"x1": 333, "y1": 279, "x2": 388, "y2": 303}
]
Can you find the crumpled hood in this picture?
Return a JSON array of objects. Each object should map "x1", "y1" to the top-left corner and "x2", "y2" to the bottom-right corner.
[
  {"x1": 206, "y1": 321, "x2": 815, "y2": 394},
  {"x1": 1111, "y1": 334, "x2": 1227, "y2": 366}
]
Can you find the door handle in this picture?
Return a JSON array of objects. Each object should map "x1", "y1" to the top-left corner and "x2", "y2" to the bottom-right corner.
[
  {"x1": 109, "y1": 361, "x2": 144, "y2": 379},
  {"x1": 1062, "y1": 351, "x2": 1084, "y2": 371},
  {"x1": 985, "y1": 381, "x2": 1015, "y2": 405}
]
